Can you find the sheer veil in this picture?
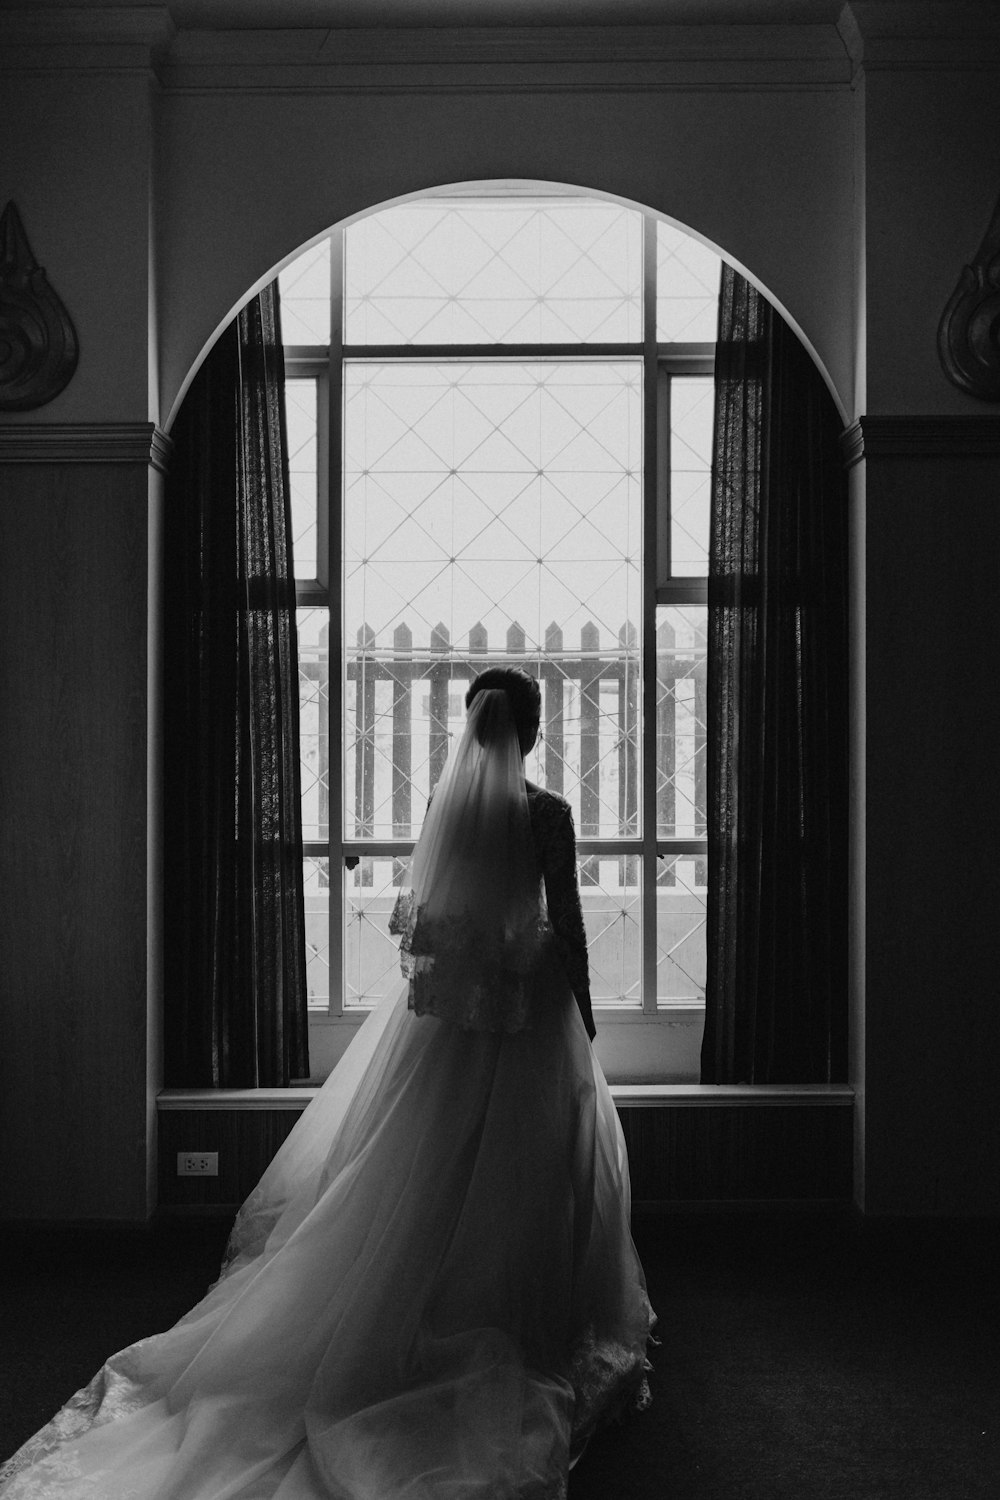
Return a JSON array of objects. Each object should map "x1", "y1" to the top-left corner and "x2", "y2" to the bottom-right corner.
[
  {"x1": 392, "y1": 687, "x2": 547, "y2": 1034},
  {"x1": 220, "y1": 688, "x2": 547, "y2": 1270}
]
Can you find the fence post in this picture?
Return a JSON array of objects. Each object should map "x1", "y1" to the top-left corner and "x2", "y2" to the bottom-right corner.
[
  {"x1": 619, "y1": 620, "x2": 638, "y2": 883},
  {"x1": 318, "y1": 616, "x2": 329, "y2": 848},
  {"x1": 506, "y1": 620, "x2": 525, "y2": 658},
  {"x1": 429, "y1": 621, "x2": 450, "y2": 792},
  {"x1": 543, "y1": 621, "x2": 564, "y2": 794},
  {"x1": 580, "y1": 620, "x2": 600, "y2": 885},
  {"x1": 355, "y1": 622, "x2": 376, "y2": 885},
  {"x1": 392, "y1": 622, "x2": 413, "y2": 885},
  {"x1": 693, "y1": 620, "x2": 708, "y2": 885},
  {"x1": 469, "y1": 620, "x2": 488, "y2": 683},
  {"x1": 657, "y1": 614, "x2": 677, "y2": 885}
]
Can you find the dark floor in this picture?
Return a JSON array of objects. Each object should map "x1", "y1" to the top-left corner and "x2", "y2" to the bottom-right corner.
[{"x1": 2, "y1": 1209, "x2": 998, "y2": 1499}]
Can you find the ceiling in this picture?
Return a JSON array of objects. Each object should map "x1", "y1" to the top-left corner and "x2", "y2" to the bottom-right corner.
[{"x1": 14, "y1": 0, "x2": 849, "y2": 29}]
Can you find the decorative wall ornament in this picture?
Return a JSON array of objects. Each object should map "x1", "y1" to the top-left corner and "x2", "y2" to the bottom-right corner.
[
  {"x1": 0, "y1": 201, "x2": 79, "y2": 411},
  {"x1": 938, "y1": 190, "x2": 1000, "y2": 402}
]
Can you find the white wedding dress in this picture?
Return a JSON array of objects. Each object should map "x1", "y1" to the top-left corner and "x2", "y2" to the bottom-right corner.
[{"x1": 1, "y1": 694, "x2": 653, "y2": 1500}]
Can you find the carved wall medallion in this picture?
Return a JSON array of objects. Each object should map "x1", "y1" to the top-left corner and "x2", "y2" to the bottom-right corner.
[
  {"x1": 938, "y1": 190, "x2": 1000, "y2": 403},
  {"x1": 0, "y1": 201, "x2": 79, "y2": 412}
]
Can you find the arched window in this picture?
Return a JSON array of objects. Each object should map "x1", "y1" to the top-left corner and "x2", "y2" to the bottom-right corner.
[{"x1": 279, "y1": 186, "x2": 722, "y2": 1079}]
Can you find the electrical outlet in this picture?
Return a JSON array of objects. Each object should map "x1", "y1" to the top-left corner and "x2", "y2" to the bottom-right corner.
[{"x1": 177, "y1": 1152, "x2": 219, "y2": 1177}]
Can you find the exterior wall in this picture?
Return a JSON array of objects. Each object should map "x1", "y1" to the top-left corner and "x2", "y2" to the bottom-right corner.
[{"x1": 1, "y1": 5, "x2": 999, "y2": 1218}]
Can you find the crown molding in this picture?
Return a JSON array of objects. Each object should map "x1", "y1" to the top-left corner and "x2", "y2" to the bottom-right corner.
[
  {"x1": 841, "y1": 414, "x2": 1000, "y2": 467},
  {"x1": 159, "y1": 23, "x2": 852, "y2": 92},
  {"x1": 0, "y1": 6, "x2": 174, "y2": 72},
  {"x1": 0, "y1": 421, "x2": 173, "y2": 472},
  {"x1": 837, "y1": 2, "x2": 1000, "y2": 75}
]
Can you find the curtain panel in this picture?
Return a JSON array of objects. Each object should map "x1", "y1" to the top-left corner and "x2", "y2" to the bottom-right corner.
[
  {"x1": 702, "y1": 266, "x2": 849, "y2": 1085},
  {"x1": 164, "y1": 283, "x2": 309, "y2": 1088}
]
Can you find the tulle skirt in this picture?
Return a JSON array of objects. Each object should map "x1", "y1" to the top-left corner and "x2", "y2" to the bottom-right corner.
[{"x1": 1, "y1": 974, "x2": 653, "y2": 1500}]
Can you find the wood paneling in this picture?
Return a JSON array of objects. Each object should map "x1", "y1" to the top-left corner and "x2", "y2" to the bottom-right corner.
[
  {"x1": 861, "y1": 440, "x2": 1000, "y2": 1215},
  {"x1": 619, "y1": 1105, "x2": 853, "y2": 1203},
  {"x1": 0, "y1": 461, "x2": 151, "y2": 1218},
  {"x1": 158, "y1": 1102, "x2": 853, "y2": 1210},
  {"x1": 158, "y1": 1110, "x2": 301, "y2": 1208}
]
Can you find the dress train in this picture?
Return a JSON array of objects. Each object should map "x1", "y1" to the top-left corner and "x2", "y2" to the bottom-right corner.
[{"x1": 1, "y1": 973, "x2": 653, "y2": 1500}]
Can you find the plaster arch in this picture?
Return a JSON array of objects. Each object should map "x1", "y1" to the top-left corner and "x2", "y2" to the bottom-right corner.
[
  {"x1": 165, "y1": 177, "x2": 848, "y2": 431},
  {"x1": 157, "y1": 87, "x2": 856, "y2": 429}
]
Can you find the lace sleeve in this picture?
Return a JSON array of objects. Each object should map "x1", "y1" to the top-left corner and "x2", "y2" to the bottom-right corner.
[{"x1": 541, "y1": 803, "x2": 596, "y2": 1039}]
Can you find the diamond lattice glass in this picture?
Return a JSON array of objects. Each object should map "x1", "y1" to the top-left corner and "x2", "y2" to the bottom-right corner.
[
  {"x1": 656, "y1": 222, "x2": 722, "y2": 343},
  {"x1": 656, "y1": 854, "x2": 706, "y2": 1005},
  {"x1": 656, "y1": 606, "x2": 707, "y2": 840},
  {"x1": 670, "y1": 376, "x2": 713, "y2": 576},
  {"x1": 304, "y1": 855, "x2": 331, "y2": 1006},
  {"x1": 579, "y1": 858, "x2": 641, "y2": 1006},
  {"x1": 297, "y1": 608, "x2": 330, "y2": 842},
  {"x1": 345, "y1": 200, "x2": 642, "y2": 346},
  {"x1": 278, "y1": 239, "x2": 330, "y2": 345},
  {"x1": 344, "y1": 856, "x2": 412, "y2": 1008},
  {"x1": 344, "y1": 359, "x2": 642, "y2": 841},
  {"x1": 286, "y1": 378, "x2": 319, "y2": 580}
]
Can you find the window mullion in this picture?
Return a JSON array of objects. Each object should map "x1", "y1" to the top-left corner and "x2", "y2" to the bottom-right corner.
[
  {"x1": 341, "y1": 341, "x2": 642, "y2": 361},
  {"x1": 642, "y1": 214, "x2": 659, "y2": 1016},
  {"x1": 327, "y1": 228, "x2": 345, "y2": 1018}
]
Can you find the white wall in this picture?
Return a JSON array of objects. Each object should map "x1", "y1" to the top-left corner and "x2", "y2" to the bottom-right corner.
[{"x1": 157, "y1": 86, "x2": 855, "y2": 426}]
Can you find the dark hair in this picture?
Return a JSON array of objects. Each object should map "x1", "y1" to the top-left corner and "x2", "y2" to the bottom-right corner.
[{"x1": 465, "y1": 667, "x2": 541, "y2": 754}]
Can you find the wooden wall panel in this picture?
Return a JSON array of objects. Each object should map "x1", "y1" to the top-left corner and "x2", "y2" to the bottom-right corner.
[
  {"x1": 861, "y1": 436, "x2": 1000, "y2": 1214},
  {"x1": 619, "y1": 1106, "x2": 853, "y2": 1204},
  {"x1": 158, "y1": 1104, "x2": 853, "y2": 1212},
  {"x1": 0, "y1": 462, "x2": 150, "y2": 1219},
  {"x1": 158, "y1": 1111, "x2": 300, "y2": 1209}
]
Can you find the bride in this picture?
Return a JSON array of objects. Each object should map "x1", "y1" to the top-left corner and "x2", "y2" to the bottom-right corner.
[{"x1": 1, "y1": 668, "x2": 654, "y2": 1500}]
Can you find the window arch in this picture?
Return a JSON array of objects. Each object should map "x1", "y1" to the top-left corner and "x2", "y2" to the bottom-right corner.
[{"x1": 279, "y1": 186, "x2": 723, "y2": 1081}]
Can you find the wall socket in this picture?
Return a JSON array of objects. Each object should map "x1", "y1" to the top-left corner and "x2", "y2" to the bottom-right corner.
[{"x1": 177, "y1": 1152, "x2": 219, "y2": 1177}]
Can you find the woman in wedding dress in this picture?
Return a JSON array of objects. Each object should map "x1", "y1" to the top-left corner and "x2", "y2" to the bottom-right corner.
[{"x1": 1, "y1": 668, "x2": 654, "y2": 1500}]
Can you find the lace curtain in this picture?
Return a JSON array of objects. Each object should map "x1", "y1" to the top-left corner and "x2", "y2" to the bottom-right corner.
[
  {"x1": 701, "y1": 266, "x2": 849, "y2": 1085},
  {"x1": 164, "y1": 283, "x2": 309, "y2": 1087}
]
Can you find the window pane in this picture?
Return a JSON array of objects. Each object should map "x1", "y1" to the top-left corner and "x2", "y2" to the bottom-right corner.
[
  {"x1": 581, "y1": 858, "x2": 641, "y2": 1006},
  {"x1": 344, "y1": 360, "x2": 642, "y2": 840},
  {"x1": 344, "y1": 855, "x2": 641, "y2": 1010},
  {"x1": 278, "y1": 239, "x2": 330, "y2": 345},
  {"x1": 345, "y1": 855, "x2": 411, "y2": 1009},
  {"x1": 304, "y1": 855, "x2": 331, "y2": 1007},
  {"x1": 298, "y1": 608, "x2": 330, "y2": 843},
  {"x1": 286, "y1": 378, "x2": 319, "y2": 580},
  {"x1": 345, "y1": 200, "x2": 643, "y2": 345},
  {"x1": 656, "y1": 855, "x2": 706, "y2": 1005},
  {"x1": 656, "y1": 606, "x2": 707, "y2": 839},
  {"x1": 670, "y1": 376, "x2": 713, "y2": 576},
  {"x1": 656, "y1": 222, "x2": 722, "y2": 343}
]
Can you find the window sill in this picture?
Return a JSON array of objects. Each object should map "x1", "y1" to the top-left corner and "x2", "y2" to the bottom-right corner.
[
  {"x1": 301, "y1": 1003, "x2": 707, "y2": 1081},
  {"x1": 305, "y1": 1003, "x2": 705, "y2": 1023},
  {"x1": 157, "y1": 1083, "x2": 853, "y2": 1112}
]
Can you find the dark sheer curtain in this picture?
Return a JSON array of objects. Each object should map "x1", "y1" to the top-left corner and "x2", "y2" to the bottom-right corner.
[
  {"x1": 701, "y1": 265, "x2": 848, "y2": 1085},
  {"x1": 164, "y1": 283, "x2": 309, "y2": 1087}
]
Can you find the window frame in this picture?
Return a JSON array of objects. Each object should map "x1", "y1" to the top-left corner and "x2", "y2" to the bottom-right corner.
[{"x1": 286, "y1": 205, "x2": 713, "y2": 1029}]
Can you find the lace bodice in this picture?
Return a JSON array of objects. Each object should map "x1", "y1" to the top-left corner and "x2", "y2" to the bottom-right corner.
[
  {"x1": 524, "y1": 783, "x2": 592, "y2": 1014},
  {"x1": 389, "y1": 780, "x2": 595, "y2": 1038}
]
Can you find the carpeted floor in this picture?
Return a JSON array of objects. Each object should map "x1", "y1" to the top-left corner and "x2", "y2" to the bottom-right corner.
[{"x1": 2, "y1": 1209, "x2": 998, "y2": 1499}]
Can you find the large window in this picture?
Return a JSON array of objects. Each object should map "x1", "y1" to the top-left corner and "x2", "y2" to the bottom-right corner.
[{"x1": 279, "y1": 189, "x2": 719, "y2": 1075}]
